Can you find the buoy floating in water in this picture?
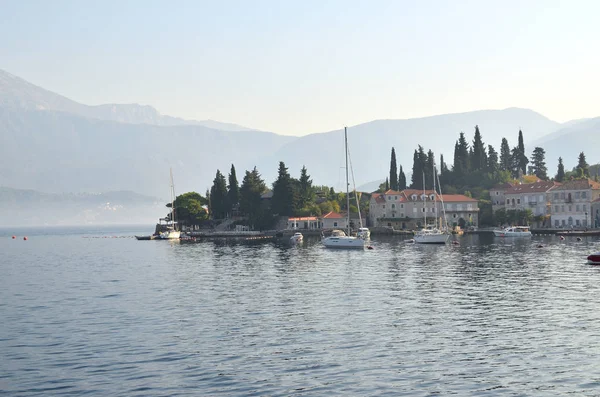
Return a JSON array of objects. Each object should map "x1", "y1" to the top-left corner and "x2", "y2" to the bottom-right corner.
[
  {"x1": 23, "y1": 236, "x2": 28, "y2": 241},
  {"x1": 12, "y1": 235, "x2": 16, "y2": 239},
  {"x1": 537, "y1": 244, "x2": 544, "y2": 248},
  {"x1": 559, "y1": 236, "x2": 565, "y2": 240},
  {"x1": 452, "y1": 240, "x2": 460, "y2": 246},
  {"x1": 576, "y1": 237, "x2": 582, "y2": 241},
  {"x1": 367, "y1": 246, "x2": 374, "y2": 250}
]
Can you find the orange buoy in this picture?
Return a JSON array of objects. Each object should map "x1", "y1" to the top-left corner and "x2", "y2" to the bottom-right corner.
[
  {"x1": 23, "y1": 236, "x2": 28, "y2": 240},
  {"x1": 12, "y1": 235, "x2": 16, "y2": 239}
]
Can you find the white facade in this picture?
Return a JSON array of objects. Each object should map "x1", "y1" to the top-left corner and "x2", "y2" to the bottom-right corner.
[{"x1": 549, "y1": 179, "x2": 600, "y2": 228}]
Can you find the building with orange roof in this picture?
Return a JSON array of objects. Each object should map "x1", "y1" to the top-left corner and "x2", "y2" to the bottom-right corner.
[
  {"x1": 321, "y1": 211, "x2": 348, "y2": 230},
  {"x1": 369, "y1": 189, "x2": 479, "y2": 229}
]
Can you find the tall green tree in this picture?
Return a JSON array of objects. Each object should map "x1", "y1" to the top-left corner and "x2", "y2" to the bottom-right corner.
[
  {"x1": 517, "y1": 129, "x2": 529, "y2": 176},
  {"x1": 425, "y1": 149, "x2": 435, "y2": 189},
  {"x1": 389, "y1": 148, "x2": 398, "y2": 191},
  {"x1": 471, "y1": 125, "x2": 487, "y2": 171},
  {"x1": 499, "y1": 138, "x2": 511, "y2": 172},
  {"x1": 411, "y1": 146, "x2": 427, "y2": 189},
  {"x1": 171, "y1": 192, "x2": 208, "y2": 226},
  {"x1": 227, "y1": 164, "x2": 240, "y2": 208},
  {"x1": 210, "y1": 170, "x2": 228, "y2": 219},
  {"x1": 577, "y1": 152, "x2": 589, "y2": 177},
  {"x1": 510, "y1": 146, "x2": 522, "y2": 178},
  {"x1": 555, "y1": 157, "x2": 565, "y2": 182},
  {"x1": 487, "y1": 144, "x2": 499, "y2": 174},
  {"x1": 297, "y1": 165, "x2": 315, "y2": 209},
  {"x1": 530, "y1": 147, "x2": 548, "y2": 180},
  {"x1": 271, "y1": 161, "x2": 297, "y2": 216},
  {"x1": 239, "y1": 167, "x2": 267, "y2": 225},
  {"x1": 453, "y1": 132, "x2": 470, "y2": 178},
  {"x1": 398, "y1": 165, "x2": 407, "y2": 190}
]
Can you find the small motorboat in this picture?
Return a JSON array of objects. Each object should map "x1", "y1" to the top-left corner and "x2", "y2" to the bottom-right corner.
[
  {"x1": 290, "y1": 232, "x2": 303, "y2": 244},
  {"x1": 587, "y1": 252, "x2": 600, "y2": 265},
  {"x1": 493, "y1": 226, "x2": 532, "y2": 237}
]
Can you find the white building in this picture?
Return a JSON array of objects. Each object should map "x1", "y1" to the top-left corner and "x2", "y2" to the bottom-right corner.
[
  {"x1": 503, "y1": 181, "x2": 560, "y2": 219},
  {"x1": 490, "y1": 182, "x2": 514, "y2": 213},
  {"x1": 321, "y1": 211, "x2": 348, "y2": 230},
  {"x1": 549, "y1": 179, "x2": 600, "y2": 228}
]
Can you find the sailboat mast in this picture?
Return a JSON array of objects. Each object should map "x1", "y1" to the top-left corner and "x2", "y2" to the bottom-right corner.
[
  {"x1": 422, "y1": 172, "x2": 426, "y2": 227},
  {"x1": 433, "y1": 162, "x2": 437, "y2": 228},
  {"x1": 170, "y1": 168, "x2": 176, "y2": 230},
  {"x1": 345, "y1": 127, "x2": 350, "y2": 236}
]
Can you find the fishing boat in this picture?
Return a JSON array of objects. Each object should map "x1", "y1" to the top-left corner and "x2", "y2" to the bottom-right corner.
[
  {"x1": 322, "y1": 127, "x2": 366, "y2": 250},
  {"x1": 492, "y1": 226, "x2": 532, "y2": 237},
  {"x1": 159, "y1": 168, "x2": 181, "y2": 240}
]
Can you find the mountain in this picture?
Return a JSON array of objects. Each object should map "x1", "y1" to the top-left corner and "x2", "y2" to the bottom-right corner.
[
  {"x1": 0, "y1": 187, "x2": 164, "y2": 226},
  {"x1": 255, "y1": 108, "x2": 561, "y2": 192},
  {"x1": 0, "y1": 69, "x2": 252, "y2": 131},
  {"x1": 530, "y1": 117, "x2": 600, "y2": 172}
]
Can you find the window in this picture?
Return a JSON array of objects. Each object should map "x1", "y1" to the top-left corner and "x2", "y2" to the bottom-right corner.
[
  {"x1": 561, "y1": 193, "x2": 565, "y2": 199},
  {"x1": 539, "y1": 194, "x2": 544, "y2": 202},
  {"x1": 554, "y1": 193, "x2": 559, "y2": 200},
  {"x1": 561, "y1": 205, "x2": 565, "y2": 212},
  {"x1": 576, "y1": 192, "x2": 580, "y2": 199},
  {"x1": 561, "y1": 219, "x2": 566, "y2": 226},
  {"x1": 383, "y1": 204, "x2": 386, "y2": 209},
  {"x1": 555, "y1": 220, "x2": 559, "y2": 227},
  {"x1": 582, "y1": 191, "x2": 587, "y2": 198},
  {"x1": 388, "y1": 196, "x2": 392, "y2": 200},
  {"x1": 555, "y1": 205, "x2": 559, "y2": 213},
  {"x1": 422, "y1": 208, "x2": 425, "y2": 212},
  {"x1": 583, "y1": 205, "x2": 587, "y2": 212},
  {"x1": 412, "y1": 195, "x2": 417, "y2": 200},
  {"x1": 333, "y1": 222, "x2": 338, "y2": 227},
  {"x1": 569, "y1": 205, "x2": 572, "y2": 212},
  {"x1": 576, "y1": 219, "x2": 580, "y2": 226},
  {"x1": 496, "y1": 191, "x2": 499, "y2": 195},
  {"x1": 517, "y1": 199, "x2": 520, "y2": 204},
  {"x1": 432, "y1": 208, "x2": 436, "y2": 213},
  {"x1": 576, "y1": 205, "x2": 580, "y2": 212},
  {"x1": 395, "y1": 196, "x2": 398, "y2": 200},
  {"x1": 430, "y1": 194, "x2": 435, "y2": 200},
  {"x1": 400, "y1": 204, "x2": 404, "y2": 209},
  {"x1": 453, "y1": 214, "x2": 457, "y2": 218},
  {"x1": 391, "y1": 204, "x2": 396, "y2": 209}
]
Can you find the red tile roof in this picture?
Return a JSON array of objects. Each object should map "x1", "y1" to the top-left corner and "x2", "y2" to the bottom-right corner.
[
  {"x1": 322, "y1": 211, "x2": 344, "y2": 219},
  {"x1": 491, "y1": 182, "x2": 514, "y2": 190},
  {"x1": 384, "y1": 189, "x2": 403, "y2": 195},
  {"x1": 441, "y1": 194, "x2": 478, "y2": 202},
  {"x1": 505, "y1": 181, "x2": 560, "y2": 194},
  {"x1": 374, "y1": 194, "x2": 386, "y2": 204},
  {"x1": 288, "y1": 217, "x2": 319, "y2": 221}
]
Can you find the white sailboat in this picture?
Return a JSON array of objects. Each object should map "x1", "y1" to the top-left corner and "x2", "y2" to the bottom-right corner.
[
  {"x1": 348, "y1": 149, "x2": 370, "y2": 241},
  {"x1": 414, "y1": 164, "x2": 450, "y2": 244},
  {"x1": 159, "y1": 168, "x2": 181, "y2": 240},
  {"x1": 322, "y1": 127, "x2": 366, "y2": 249}
]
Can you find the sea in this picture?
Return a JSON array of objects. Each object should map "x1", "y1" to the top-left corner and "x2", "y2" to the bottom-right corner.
[{"x1": 2, "y1": 225, "x2": 600, "y2": 396}]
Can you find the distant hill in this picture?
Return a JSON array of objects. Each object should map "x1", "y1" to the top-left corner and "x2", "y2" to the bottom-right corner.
[
  {"x1": 530, "y1": 117, "x2": 600, "y2": 172},
  {"x1": 0, "y1": 69, "x2": 252, "y2": 131}
]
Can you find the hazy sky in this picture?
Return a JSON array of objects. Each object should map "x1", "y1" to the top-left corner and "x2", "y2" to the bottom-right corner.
[{"x1": 1, "y1": 0, "x2": 599, "y2": 135}]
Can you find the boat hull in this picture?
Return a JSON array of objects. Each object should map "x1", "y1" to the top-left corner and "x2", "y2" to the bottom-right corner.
[
  {"x1": 160, "y1": 231, "x2": 181, "y2": 240},
  {"x1": 322, "y1": 236, "x2": 366, "y2": 249},
  {"x1": 587, "y1": 254, "x2": 600, "y2": 265},
  {"x1": 493, "y1": 231, "x2": 532, "y2": 237},
  {"x1": 414, "y1": 233, "x2": 450, "y2": 244}
]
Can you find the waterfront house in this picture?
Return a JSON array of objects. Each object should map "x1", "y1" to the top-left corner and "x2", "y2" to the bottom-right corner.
[
  {"x1": 321, "y1": 211, "x2": 348, "y2": 230},
  {"x1": 592, "y1": 197, "x2": 600, "y2": 228},
  {"x1": 549, "y1": 179, "x2": 600, "y2": 228},
  {"x1": 369, "y1": 189, "x2": 478, "y2": 229},
  {"x1": 490, "y1": 182, "x2": 514, "y2": 213},
  {"x1": 503, "y1": 181, "x2": 560, "y2": 227},
  {"x1": 287, "y1": 216, "x2": 320, "y2": 230}
]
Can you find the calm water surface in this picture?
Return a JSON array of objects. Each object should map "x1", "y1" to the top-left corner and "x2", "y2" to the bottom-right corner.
[{"x1": 2, "y1": 226, "x2": 600, "y2": 396}]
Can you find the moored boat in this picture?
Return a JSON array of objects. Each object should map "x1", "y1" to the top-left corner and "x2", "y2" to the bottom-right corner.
[
  {"x1": 290, "y1": 232, "x2": 303, "y2": 244},
  {"x1": 357, "y1": 227, "x2": 370, "y2": 240},
  {"x1": 587, "y1": 252, "x2": 600, "y2": 265},
  {"x1": 493, "y1": 226, "x2": 532, "y2": 237}
]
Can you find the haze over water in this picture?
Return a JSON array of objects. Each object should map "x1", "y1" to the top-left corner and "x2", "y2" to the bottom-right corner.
[{"x1": 2, "y1": 226, "x2": 600, "y2": 395}]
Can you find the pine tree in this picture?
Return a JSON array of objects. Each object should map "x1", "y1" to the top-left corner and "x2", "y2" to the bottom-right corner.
[
  {"x1": 426, "y1": 149, "x2": 435, "y2": 189},
  {"x1": 389, "y1": 148, "x2": 398, "y2": 191},
  {"x1": 240, "y1": 167, "x2": 266, "y2": 224},
  {"x1": 577, "y1": 152, "x2": 589, "y2": 177},
  {"x1": 453, "y1": 133, "x2": 470, "y2": 179},
  {"x1": 411, "y1": 146, "x2": 427, "y2": 189},
  {"x1": 487, "y1": 144, "x2": 499, "y2": 174},
  {"x1": 385, "y1": 177, "x2": 389, "y2": 191},
  {"x1": 517, "y1": 129, "x2": 529, "y2": 176},
  {"x1": 510, "y1": 147, "x2": 522, "y2": 179},
  {"x1": 271, "y1": 161, "x2": 297, "y2": 216},
  {"x1": 210, "y1": 169, "x2": 228, "y2": 219},
  {"x1": 398, "y1": 166, "x2": 407, "y2": 190},
  {"x1": 555, "y1": 157, "x2": 565, "y2": 182},
  {"x1": 530, "y1": 147, "x2": 548, "y2": 180},
  {"x1": 298, "y1": 165, "x2": 315, "y2": 208},
  {"x1": 471, "y1": 125, "x2": 487, "y2": 171},
  {"x1": 500, "y1": 138, "x2": 511, "y2": 171},
  {"x1": 227, "y1": 164, "x2": 240, "y2": 208}
]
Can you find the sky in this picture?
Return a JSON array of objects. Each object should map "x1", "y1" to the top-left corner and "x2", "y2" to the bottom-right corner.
[{"x1": 1, "y1": 0, "x2": 599, "y2": 135}]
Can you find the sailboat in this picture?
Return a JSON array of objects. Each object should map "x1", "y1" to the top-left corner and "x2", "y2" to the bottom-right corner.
[
  {"x1": 414, "y1": 164, "x2": 450, "y2": 244},
  {"x1": 322, "y1": 127, "x2": 366, "y2": 249},
  {"x1": 159, "y1": 168, "x2": 181, "y2": 240}
]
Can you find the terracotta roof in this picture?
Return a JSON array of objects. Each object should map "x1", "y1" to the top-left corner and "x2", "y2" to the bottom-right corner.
[
  {"x1": 441, "y1": 194, "x2": 478, "y2": 202},
  {"x1": 552, "y1": 179, "x2": 600, "y2": 191},
  {"x1": 384, "y1": 189, "x2": 403, "y2": 195},
  {"x1": 505, "y1": 181, "x2": 560, "y2": 195},
  {"x1": 374, "y1": 194, "x2": 386, "y2": 204},
  {"x1": 322, "y1": 211, "x2": 344, "y2": 219},
  {"x1": 288, "y1": 216, "x2": 318, "y2": 221}
]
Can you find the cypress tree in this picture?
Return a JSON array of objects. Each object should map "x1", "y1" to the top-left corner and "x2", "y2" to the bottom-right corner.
[
  {"x1": 511, "y1": 146, "x2": 522, "y2": 179},
  {"x1": 471, "y1": 125, "x2": 487, "y2": 171},
  {"x1": 426, "y1": 149, "x2": 435, "y2": 189},
  {"x1": 398, "y1": 166, "x2": 407, "y2": 190},
  {"x1": 411, "y1": 149, "x2": 421, "y2": 189},
  {"x1": 272, "y1": 161, "x2": 297, "y2": 216},
  {"x1": 227, "y1": 164, "x2": 240, "y2": 208},
  {"x1": 500, "y1": 138, "x2": 511, "y2": 171},
  {"x1": 239, "y1": 167, "x2": 267, "y2": 226},
  {"x1": 517, "y1": 129, "x2": 529, "y2": 176},
  {"x1": 389, "y1": 148, "x2": 398, "y2": 191},
  {"x1": 555, "y1": 157, "x2": 565, "y2": 182},
  {"x1": 530, "y1": 147, "x2": 548, "y2": 180},
  {"x1": 298, "y1": 165, "x2": 315, "y2": 208},
  {"x1": 385, "y1": 177, "x2": 389, "y2": 191}
]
